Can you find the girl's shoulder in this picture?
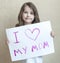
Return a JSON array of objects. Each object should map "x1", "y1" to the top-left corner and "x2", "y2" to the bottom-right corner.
[{"x1": 15, "y1": 23, "x2": 20, "y2": 27}]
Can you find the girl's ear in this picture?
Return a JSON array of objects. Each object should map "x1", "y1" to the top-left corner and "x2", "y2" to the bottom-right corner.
[{"x1": 50, "y1": 31, "x2": 55, "y2": 38}]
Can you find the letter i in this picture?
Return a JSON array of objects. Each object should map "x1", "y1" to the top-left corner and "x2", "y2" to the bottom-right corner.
[{"x1": 14, "y1": 31, "x2": 19, "y2": 43}]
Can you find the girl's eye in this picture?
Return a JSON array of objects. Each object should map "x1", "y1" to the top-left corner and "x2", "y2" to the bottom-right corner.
[
  {"x1": 23, "y1": 11, "x2": 34, "y2": 15},
  {"x1": 24, "y1": 11, "x2": 27, "y2": 13},
  {"x1": 30, "y1": 12, "x2": 34, "y2": 15}
]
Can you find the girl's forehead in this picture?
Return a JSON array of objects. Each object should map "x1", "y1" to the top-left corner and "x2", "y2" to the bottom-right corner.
[{"x1": 24, "y1": 5, "x2": 33, "y2": 11}]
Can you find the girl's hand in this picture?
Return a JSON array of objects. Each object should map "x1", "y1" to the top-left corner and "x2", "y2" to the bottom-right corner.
[
  {"x1": 7, "y1": 39, "x2": 10, "y2": 44},
  {"x1": 50, "y1": 31, "x2": 55, "y2": 38}
]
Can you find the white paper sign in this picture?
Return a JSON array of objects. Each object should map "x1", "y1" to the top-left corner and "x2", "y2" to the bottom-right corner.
[{"x1": 6, "y1": 21, "x2": 54, "y2": 61}]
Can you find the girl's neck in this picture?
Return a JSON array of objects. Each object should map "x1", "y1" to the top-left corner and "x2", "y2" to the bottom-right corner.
[{"x1": 24, "y1": 22, "x2": 32, "y2": 25}]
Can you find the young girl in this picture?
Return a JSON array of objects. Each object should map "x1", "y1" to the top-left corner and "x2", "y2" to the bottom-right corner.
[{"x1": 15, "y1": 2, "x2": 54, "y2": 63}]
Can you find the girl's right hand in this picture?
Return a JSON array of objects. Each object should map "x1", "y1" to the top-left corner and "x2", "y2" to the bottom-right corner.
[{"x1": 7, "y1": 39, "x2": 10, "y2": 44}]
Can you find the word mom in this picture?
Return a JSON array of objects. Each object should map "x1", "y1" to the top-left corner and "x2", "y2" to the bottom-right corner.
[{"x1": 14, "y1": 41, "x2": 49, "y2": 56}]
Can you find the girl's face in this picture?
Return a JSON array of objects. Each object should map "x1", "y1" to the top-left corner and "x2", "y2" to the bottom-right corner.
[{"x1": 22, "y1": 5, "x2": 34, "y2": 24}]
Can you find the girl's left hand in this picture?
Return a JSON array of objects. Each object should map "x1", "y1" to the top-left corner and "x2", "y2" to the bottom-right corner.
[{"x1": 50, "y1": 31, "x2": 55, "y2": 38}]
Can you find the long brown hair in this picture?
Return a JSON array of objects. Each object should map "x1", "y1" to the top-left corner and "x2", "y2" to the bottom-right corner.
[{"x1": 16, "y1": 2, "x2": 40, "y2": 27}]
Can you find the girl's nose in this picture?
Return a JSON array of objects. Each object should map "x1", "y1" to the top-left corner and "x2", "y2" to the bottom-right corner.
[{"x1": 27, "y1": 13, "x2": 30, "y2": 17}]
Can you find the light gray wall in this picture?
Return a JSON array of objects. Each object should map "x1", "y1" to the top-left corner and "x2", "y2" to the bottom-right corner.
[{"x1": 0, "y1": 0, "x2": 60, "y2": 63}]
